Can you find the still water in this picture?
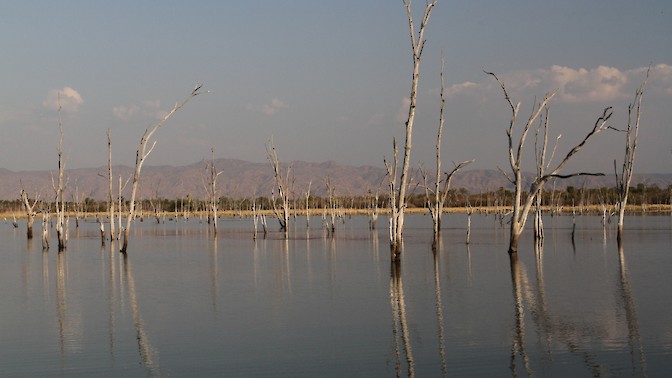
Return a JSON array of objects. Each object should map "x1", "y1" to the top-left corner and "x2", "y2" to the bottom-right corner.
[{"x1": 1, "y1": 214, "x2": 671, "y2": 376}]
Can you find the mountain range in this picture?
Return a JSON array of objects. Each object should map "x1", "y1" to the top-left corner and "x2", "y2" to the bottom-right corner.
[{"x1": 2, "y1": 159, "x2": 671, "y2": 201}]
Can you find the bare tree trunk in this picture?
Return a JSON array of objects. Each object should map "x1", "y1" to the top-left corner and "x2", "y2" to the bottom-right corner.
[
  {"x1": 325, "y1": 177, "x2": 336, "y2": 234},
  {"x1": 305, "y1": 181, "x2": 312, "y2": 228},
  {"x1": 388, "y1": 0, "x2": 437, "y2": 261},
  {"x1": 615, "y1": 68, "x2": 649, "y2": 244},
  {"x1": 52, "y1": 95, "x2": 67, "y2": 251},
  {"x1": 369, "y1": 190, "x2": 379, "y2": 230},
  {"x1": 121, "y1": 84, "x2": 203, "y2": 253},
  {"x1": 41, "y1": 212, "x2": 50, "y2": 250},
  {"x1": 205, "y1": 148, "x2": 223, "y2": 237},
  {"x1": 486, "y1": 71, "x2": 611, "y2": 254},
  {"x1": 108, "y1": 128, "x2": 115, "y2": 241},
  {"x1": 252, "y1": 199, "x2": 259, "y2": 239},
  {"x1": 422, "y1": 53, "x2": 473, "y2": 246},
  {"x1": 20, "y1": 186, "x2": 39, "y2": 240},
  {"x1": 266, "y1": 139, "x2": 291, "y2": 238},
  {"x1": 466, "y1": 206, "x2": 472, "y2": 245}
]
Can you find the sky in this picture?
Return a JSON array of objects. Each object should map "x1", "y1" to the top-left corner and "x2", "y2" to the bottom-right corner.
[{"x1": 1, "y1": 1, "x2": 671, "y2": 175}]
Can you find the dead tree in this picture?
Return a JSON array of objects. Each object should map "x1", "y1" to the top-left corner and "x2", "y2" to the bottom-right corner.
[
  {"x1": 388, "y1": 0, "x2": 437, "y2": 260},
  {"x1": 368, "y1": 188, "x2": 380, "y2": 230},
  {"x1": 532, "y1": 106, "x2": 561, "y2": 242},
  {"x1": 614, "y1": 69, "x2": 649, "y2": 244},
  {"x1": 422, "y1": 53, "x2": 473, "y2": 245},
  {"x1": 107, "y1": 128, "x2": 116, "y2": 241},
  {"x1": 304, "y1": 180, "x2": 312, "y2": 228},
  {"x1": 487, "y1": 71, "x2": 612, "y2": 254},
  {"x1": 266, "y1": 139, "x2": 291, "y2": 237},
  {"x1": 52, "y1": 95, "x2": 67, "y2": 251},
  {"x1": 41, "y1": 211, "x2": 49, "y2": 250},
  {"x1": 20, "y1": 186, "x2": 39, "y2": 240},
  {"x1": 204, "y1": 148, "x2": 223, "y2": 236},
  {"x1": 325, "y1": 176, "x2": 337, "y2": 234},
  {"x1": 121, "y1": 84, "x2": 203, "y2": 253}
]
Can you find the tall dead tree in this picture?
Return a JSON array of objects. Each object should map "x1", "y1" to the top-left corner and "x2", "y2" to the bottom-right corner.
[
  {"x1": 532, "y1": 106, "x2": 560, "y2": 242},
  {"x1": 422, "y1": 53, "x2": 472, "y2": 246},
  {"x1": 204, "y1": 148, "x2": 223, "y2": 236},
  {"x1": 325, "y1": 176, "x2": 337, "y2": 234},
  {"x1": 107, "y1": 128, "x2": 115, "y2": 241},
  {"x1": 388, "y1": 0, "x2": 436, "y2": 260},
  {"x1": 304, "y1": 180, "x2": 312, "y2": 228},
  {"x1": 487, "y1": 71, "x2": 612, "y2": 254},
  {"x1": 52, "y1": 95, "x2": 67, "y2": 251},
  {"x1": 121, "y1": 84, "x2": 203, "y2": 253},
  {"x1": 266, "y1": 139, "x2": 291, "y2": 237},
  {"x1": 614, "y1": 69, "x2": 649, "y2": 244},
  {"x1": 20, "y1": 186, "x2": 39, "y2": 240}
]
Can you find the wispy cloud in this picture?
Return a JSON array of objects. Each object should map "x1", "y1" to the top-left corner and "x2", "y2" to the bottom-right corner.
[
  {"x1": 547, "y1": 65, "x2": 628, "y2": 102},
  {"x1": 395, "y1": 97, "x2": 411, "y2": 124},
  {"x1": 445, "y1": 81, "x2": 479, "y2": 97},
  {"x1": 247, "y1": 98, "x2": 289, "y2": 116},
  {"x1": 112, "y1": 105, "x2": 139, "y2": 121},
  {"x1": 446, "y1": 64, "x2": 672, "y2": 103},
  {"x1": 43, "y1": 87, "x2": 83, "y2": 113},
  {"x1": 112, "y1": 100, "x2": 167, "y2": 121},
  {"x1": 263, "y1": 98, "x2": 288, "y2": 115}
]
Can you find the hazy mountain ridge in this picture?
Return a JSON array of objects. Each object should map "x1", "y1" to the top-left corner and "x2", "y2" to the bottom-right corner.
[{"x1": 1, "y1": 159, "x2": 670, "y2": 201}]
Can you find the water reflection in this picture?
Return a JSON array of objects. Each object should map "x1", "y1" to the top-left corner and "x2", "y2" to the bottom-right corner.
[
  {"x1": 508, "y1": 253, "x2": 533, "y2": 376},
  {"x1": 390, "y1": 259, "x2": 414, "y2": 377},
  {"x1": 616, "y1": 243, "x2": 648, "y2": 376},
  {"x1": 122, "y1": 254, "x2": 161, "y2": 376},
  {"x1": 506, "y1": 238, "x2": 654, "y2": 377},
  {"x1": 105, "y1": 242, "x2": 117, "y2": 363},
  {"x1": 509, "y1": 245, "x2": 601, "y2": 376},
  {"x1": 56, "y1": 251, "x2": 67, "y2": 358},
  {"x1": 210, "y1": 238, "x2": 219, "y2": 318},
  {"x1": 4, "y1": 214, "x2": 668, "y2": 375},
  {"x1": 433, "y1": 246, "x2": 448, "y2": 377}
]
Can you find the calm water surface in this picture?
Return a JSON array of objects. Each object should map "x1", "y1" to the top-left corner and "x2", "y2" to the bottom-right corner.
[{"x1": 1, "y1": 214, "x2": 671, "y2": 376}]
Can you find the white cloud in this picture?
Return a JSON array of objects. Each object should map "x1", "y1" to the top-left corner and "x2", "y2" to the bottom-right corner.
[
  {"x1": 142, "y1": 100, "x2": 168, "y2": 119},
  {"x1": 262, "y1": 98, "x2": 288, "y2": 115},
  {"x1": 246, "y1": 98, "x2": 289, "y2": 116},
  {"x1": 43, "y1": 86, "x2": 83, "y2": 113},
  {"x1": 395, "y1": 97, "x2": 411, "y2": 123},
  {"x1": 548, "y1": 65, "x2": 628, "y2": 102},
  {"x1": 112, "y1": 100, "x2": 167, "y2": 121},
  {"x1": 445, "y1": 81, "x2": 479, "y2": 97},
  {"x1": 480, "y1": 64, "x2": 672, "y2": 103},
  {"x1": 647, "y1": 63, "x2": 672, "y2": 95},
  {"x1": 112, "y1": 105, "x2": 139, "y2": 121}
]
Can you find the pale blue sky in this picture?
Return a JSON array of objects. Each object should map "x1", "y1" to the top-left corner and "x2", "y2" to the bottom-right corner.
[{"x1": 1, "y1": 1, "x2": 671, "y2": 174}]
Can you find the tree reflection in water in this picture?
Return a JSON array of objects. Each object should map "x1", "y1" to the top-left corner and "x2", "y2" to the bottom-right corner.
[
  {"x1": 122, "y1": 254, "x2": 160, "y2": 376},
  {"x1": 509, "y1": 246, "x2": 604, "y2": 376},
  {"x1": 507, "y1": 239, "x2": 651, "y2": 377},
  {"x1": 433, "y1": 241, "x2": 448, "y2": 377},
  {"x1": 390, "y1": 258, "x2": 414, "y2": 377},
  {"x1": 56, "y1": 251, "x2": 67, "y2": 360},
  {"x1": 617, "y1": 242, "x2": 648, "y2": 376},
  {"x1": 106, "y1": 241, "x2": 117, "y2": 363},
  {"x1": 508, "y1": 252, "x2": 533, "y2": 376},
  {"x1": 210, "y1": 237, "x2": 219, "y2": 318}
]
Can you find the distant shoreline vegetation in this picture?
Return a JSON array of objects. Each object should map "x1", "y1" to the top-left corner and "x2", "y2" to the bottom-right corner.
[{"x1": 3, "y1": 183, "x2": 670, "y2": 218}]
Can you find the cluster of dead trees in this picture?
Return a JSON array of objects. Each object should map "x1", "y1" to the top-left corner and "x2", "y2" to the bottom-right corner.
[
  {"x1": 16, "y1": 85, "x2": 204, "y2": 253},
  {"x1": 381, "y1": 1, "x2": 651, "y2": 257},
  {"x1": 9, "y1": 2, "x2": 653, "y2": 259}
]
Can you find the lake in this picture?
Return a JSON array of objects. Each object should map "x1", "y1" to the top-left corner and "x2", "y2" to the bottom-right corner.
[{"x1": 1, "y1": 213, "x2": 671, "y2": 376}]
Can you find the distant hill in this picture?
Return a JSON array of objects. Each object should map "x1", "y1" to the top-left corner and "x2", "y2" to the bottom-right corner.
[{"x1": 1, "y1": 159, "x2": 670, "y2": 201}]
